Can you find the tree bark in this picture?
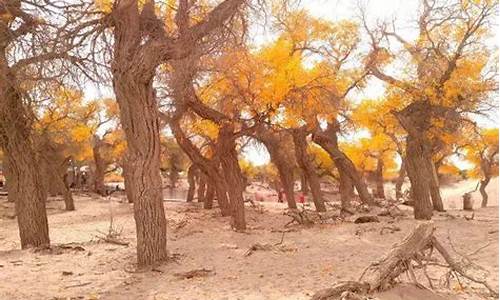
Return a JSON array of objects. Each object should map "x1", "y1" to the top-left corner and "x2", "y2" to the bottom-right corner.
[
  {"x1": 254, "y1": 126, "x2": 297, "y2": 209},
  {"x1": 428, "y1": 159, "x2": 445, "y2": 211},
  {"x1": 374, "y1": 157, "x2": 385, "y2": 199},
  {"x1": 112, "y1": 26, "x2": 167, "y2": 265},
  {"x1": 0, "y1": 56, "x2": 50, "y2": 248},
  {"x1": 217, "y1": 123, "x2": 246, "y2": 230},
  {"x1": 186, "y1": 164, "x2": 197, "y2": 202},
  {"x1": 404, "y1": 135, "x2": 433, "y2": 220},
  {"x1": 292, "y1": 128, "x2": 326, "y2": 212},
  {"x1": 204, "y1": 179, "x2": 215, "y2": 210},
  {"x1": 338, "y1": 167, "x2": 354, "y2": 212},
  {"x1": 480, "y1": 177, "x2": 490, "y2": 208},
  {"x1": 92, "y1": 137, "x2": 107, "y2": 196},
  {"x1": 169, "y1": 115, "x2": 231, "y2": 215},
  {"x1": 312, "y1": 121, "x2": 374, "y2": 205},
  {"x1": 300, "y1": 173, "x2": 309, "y2": 194},
  {"x1": 395, "y1": 157, "x2": 406, "y2": 200}
]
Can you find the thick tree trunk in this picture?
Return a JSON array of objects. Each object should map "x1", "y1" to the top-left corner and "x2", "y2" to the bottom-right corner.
[
  {"x1": 112, "y1": 73, "x2": 167, "y2": 266},
  {"x1": 480, "y1": 177, "x2": 490, "y2": 208},
  {"x1": 404, "y1": 135, "x2": 433, "y2": 220},
  {"x1": 0, "y1": 61, "x2": 50, "y2": 248},
  {"x1": 312, "y1": 122, "x2": 374, "y2": 205},
  {"x1": 395, "y1": 157, "x2": 406, "y2": 200},
  {"x1": 292, "y1": 128, "x2": 326, "y2": 212},
  {"x1": 374, "y1": 157, "x2": 385, "y2": 199},
  {"x1": 217, "y1": 123, "x2": 246, "y2": 230}
]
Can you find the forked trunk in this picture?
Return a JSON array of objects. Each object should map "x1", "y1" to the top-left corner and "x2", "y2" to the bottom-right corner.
[{"x1": 292, "y1": 128, "x2": 326, "y2": 212}]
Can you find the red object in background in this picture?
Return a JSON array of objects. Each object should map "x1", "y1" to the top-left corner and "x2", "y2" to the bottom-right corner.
[{"x1": 298, "y1": 193, "x2": 305, "y2": 204}]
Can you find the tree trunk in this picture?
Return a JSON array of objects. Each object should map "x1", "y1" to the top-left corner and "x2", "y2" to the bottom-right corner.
[
  {"x1": 300, "y1": 173, "x2": 309, "y2": 194},
  {"x1": 0, "y1": 60, "x2": 50, "y2": 248},
  {"x1": 395, "y1": 157, "x2": 406, "y2": 200},
  {"x1": 428, "y1": 158, "x2": 445, "y2": 211},
  {"x1": 339, "y1": 167, "x2": 354, "y2": 212},
  {"x1": 374, "y1": 157, "x2": 385, "y2": 199},
  {"x1": 60, "y1": 173, "x2": 75, "y2": 211},
  {"x1": 186, "y1": 164, "x2": 196, "y2": 202},
  {"x1": 204, "y1": 180, "x2": 215, "y2": 210},
  {"x1": 292, "y1": 128, "x2": 326, "y2": 212},
  {"x1": 312, "y1": 122, "x2": 374, "y2": 205},
  {"x1": 112, "y1": 72, "x2": 167, "y2": 266},
  {"x1": 255, "y1": 128, "x2": 297, "y2": 209},
  {"x1": 217, "y1": 123, "x2": 246, "y2": 230},
  {"x1": 169, "y1": 116, "x2": 231, "y2": 215},
  {"x1": 92, "y1": 140, "x2": 107, "y2": 196},
  {"x1": 3, "y1": 158, "x2": 15, "y2": 202},
  {"x1": 404, "y1": 135, "x2": 433, "y2": 220},
  {"x1": 122, "y1": 161, "x2": 134, "y2": 204},
  {"x1": 480, "y1": 177, "x2": 490, "y2": 208}
]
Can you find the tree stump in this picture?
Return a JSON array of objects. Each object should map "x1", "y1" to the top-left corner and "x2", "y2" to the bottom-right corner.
[{"x1": 463, "y1": 193, "x2": 474, "y2": 211}]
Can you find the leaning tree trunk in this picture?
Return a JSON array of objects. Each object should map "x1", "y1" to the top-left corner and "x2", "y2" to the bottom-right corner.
[
  {"x1": 404, "y1": 135, "x2": 433, "y2": 220},
  {"x1": 312, "y1": 122, "x2": 374, "y2": 205},
  {"x1": 112, "y1": 72, "x2": 167, "y2": 266},
  {"x1": 428, "y1": 158, "x2": 445, "y2": 211},
  {"x1": 480, "y1": 177, "x2": 490, "y2": 208},
  {"x1": 169, "y1": 115, "x2": 231, "y2": 215},
  {"x1": 217, "y1": 123, "x2": 246, "y2": 230},
  {"x1": 374, "y1": 157, "x2": 385, "y2": 199},
  {"x1": 292, "y1": 128, "x2": 326, "y2": 212},
  {"x1": 260, "y1": 133, "x2": 297, "y2": 209},
  {"x1": 0, "y1": 64, "x2": 50, "y2": 248},
  {"x1": 395, "y1": 157, "x2": 406, "y2": 200}
]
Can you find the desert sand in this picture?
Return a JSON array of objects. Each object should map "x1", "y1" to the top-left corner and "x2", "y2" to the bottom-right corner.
[{"x1": 0, "y1": 178, "x2": 498, "y2": 300}]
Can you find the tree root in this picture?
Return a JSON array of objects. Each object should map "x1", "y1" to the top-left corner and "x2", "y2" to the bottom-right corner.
[{"x1": 311, "y1": 222, "x2": 499, "y2": 299}]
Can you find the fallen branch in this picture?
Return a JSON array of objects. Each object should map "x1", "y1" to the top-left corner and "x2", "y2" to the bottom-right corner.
[{"x1": 174, "y1": 268, "x2": 214, "y2": 279}]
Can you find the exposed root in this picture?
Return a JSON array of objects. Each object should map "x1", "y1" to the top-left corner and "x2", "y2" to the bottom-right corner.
[{"x1": 311, "y1": 222, "x2": 499, "y2": 299}]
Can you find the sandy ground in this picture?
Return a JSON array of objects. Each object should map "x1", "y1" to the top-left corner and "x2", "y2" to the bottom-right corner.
[{"x1": 0, "y1": 179, "x2": 498, "y2": 300}]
